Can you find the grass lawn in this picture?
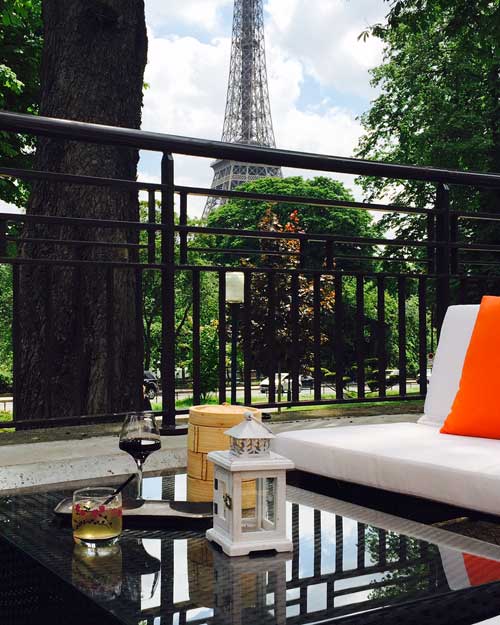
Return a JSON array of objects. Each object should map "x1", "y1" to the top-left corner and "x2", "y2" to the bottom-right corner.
[
  {"x1": 165, "y1": 394, "x2": 424, "y2": 422},
  {"x1": 0, "y1": 411, "x2": 14, "y2": 433}
]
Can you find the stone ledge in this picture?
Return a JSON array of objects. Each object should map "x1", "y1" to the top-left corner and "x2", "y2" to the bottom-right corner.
[{"x1": 0, "y1": 435, "x2": 187, "y2": 493}]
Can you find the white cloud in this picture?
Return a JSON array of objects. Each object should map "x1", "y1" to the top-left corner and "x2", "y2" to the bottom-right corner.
[
  {"x1": 145, "y1": 0, "x2": 232, "y2": 32},
  {"x1": 143, "y1": 32, "x2": 230, "y2": 140},
  {"x1": 0, "y1": 199, "x2": 22, "y2": 214},
  {"x1": 265, "y1": 0, "x2": 385, "y2": 97}
]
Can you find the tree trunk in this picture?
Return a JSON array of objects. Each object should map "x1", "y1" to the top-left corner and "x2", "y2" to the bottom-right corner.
[{"x1": 16, "y1": 0, "x2": 147, "y2": 421}]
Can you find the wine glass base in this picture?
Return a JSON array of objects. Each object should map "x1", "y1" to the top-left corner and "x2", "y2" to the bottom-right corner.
[{"x1": 122, "y1": 497, "x2": 145, "y2": 510}]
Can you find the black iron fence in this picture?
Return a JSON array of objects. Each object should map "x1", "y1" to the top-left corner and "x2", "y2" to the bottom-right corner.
[{"x1": 0, "y1": 111, "x2": 499, "y2": 431}]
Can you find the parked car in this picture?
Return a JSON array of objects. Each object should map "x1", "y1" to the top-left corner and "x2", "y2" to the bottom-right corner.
[
  {"x1": 144, "y1": 370, "x2": 159, "y2": 400},
  {"x1": 260, "y1": 373, "x2": 311, "y2": 395},
  {"x1": 300, "y1": 375, "x2": 314, "y2": 390}
]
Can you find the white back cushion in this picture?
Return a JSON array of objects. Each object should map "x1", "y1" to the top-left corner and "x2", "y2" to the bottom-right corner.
[{"x1": 419, "y1": 304, "x2": 479, "y2": 427}]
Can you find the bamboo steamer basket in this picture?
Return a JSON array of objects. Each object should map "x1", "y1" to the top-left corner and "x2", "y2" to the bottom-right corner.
[
  {"x1": 187, "y1": 475, "x2": 256, "y2": 509},
  {"x1": 187, "y1": 404, "x2": 261, "y2": 508}
]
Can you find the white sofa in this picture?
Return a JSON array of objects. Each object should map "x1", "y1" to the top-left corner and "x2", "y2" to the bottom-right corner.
[{"x1": 272, "y1": 304, "x2": 500, "y2": 516}]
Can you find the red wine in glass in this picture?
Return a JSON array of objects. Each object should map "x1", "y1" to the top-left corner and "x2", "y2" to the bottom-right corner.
[
  {"x1": 119, "y1": 438, "x2": 161, "y2": 463},
  {"x1": 119, "y1": 413, "x2": 161, "y2": 502}
]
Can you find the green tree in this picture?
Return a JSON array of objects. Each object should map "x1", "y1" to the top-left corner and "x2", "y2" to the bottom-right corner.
[
  {"x1": 206, "y1": 176, "x2": 376, "y2": 270},
  {"x1": 357, "y1": 0, "x2": 499, "y2": 267},
  {"x1": 0, "y1": 0, "x2": 42, "y2": 207}
]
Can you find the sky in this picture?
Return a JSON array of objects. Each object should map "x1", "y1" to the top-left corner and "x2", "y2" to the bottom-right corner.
[{"x1": 140, "y1": 0, "x2": 389, "y2": 216}]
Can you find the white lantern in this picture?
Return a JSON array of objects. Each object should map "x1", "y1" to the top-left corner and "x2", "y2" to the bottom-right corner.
[
  {"x1": 225, "y1": 271, "x2": 245, "y2": 304},
  {"x1": 206, "y1": 412, "x2": 294, "y2": 556}
]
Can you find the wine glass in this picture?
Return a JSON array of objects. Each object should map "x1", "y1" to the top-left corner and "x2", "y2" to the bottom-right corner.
[{"x1": 119, "y1": 412, "x2": 161, "y2": 502}]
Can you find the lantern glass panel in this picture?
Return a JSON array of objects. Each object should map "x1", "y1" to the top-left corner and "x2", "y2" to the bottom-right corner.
[
  {"x1": 240, "y1": 477, "x2": 277, "y2": 533},
  {"x1": 263, "y1": 477, "x2": 276, "y2": 529},
  {"x1": 241, "y1": 479, "x2": 257, "y2": 532}
]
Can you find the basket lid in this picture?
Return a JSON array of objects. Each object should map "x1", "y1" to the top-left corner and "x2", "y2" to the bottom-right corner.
[{"x1": 189, "y1": 404, "x2": 260, "y2": 418}]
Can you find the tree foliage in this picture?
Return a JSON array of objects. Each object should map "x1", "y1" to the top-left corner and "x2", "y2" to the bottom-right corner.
[
  {"x1": 357, "y1": 0, "x2": 500, "y2": 263},
  {"x1": 365, "y1": 526, "x2": 442, "y2": 600},
  {"x1": 206, "y1": 176, "x2": 376, "y2": 270},
  {"x1": 0, "y1": 0, "x2": 42, "y2": 206}
]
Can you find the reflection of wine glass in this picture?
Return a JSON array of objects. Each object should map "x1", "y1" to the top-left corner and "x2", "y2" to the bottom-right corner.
[{"x1": 119, "y1": 412, "x2": 161, "y2": 501}]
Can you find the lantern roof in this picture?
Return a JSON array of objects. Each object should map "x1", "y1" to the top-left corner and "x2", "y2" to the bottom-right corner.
[{"x1": 225, "y1": 412, "x2": 275, "y2": 440}]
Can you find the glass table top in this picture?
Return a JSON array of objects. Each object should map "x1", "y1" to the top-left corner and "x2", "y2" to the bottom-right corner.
[{"x1": 1, "y1": 471, "x2": 500, "y2": 625}]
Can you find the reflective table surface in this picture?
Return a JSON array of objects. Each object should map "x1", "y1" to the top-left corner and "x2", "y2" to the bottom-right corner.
[{"x1": 1, "y1": 471, "x2": 500, "y2": 625}]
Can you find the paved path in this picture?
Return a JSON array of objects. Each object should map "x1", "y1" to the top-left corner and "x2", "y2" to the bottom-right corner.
[{"x1": 0, "y1": 413, "x2": 419, "y2": 493}]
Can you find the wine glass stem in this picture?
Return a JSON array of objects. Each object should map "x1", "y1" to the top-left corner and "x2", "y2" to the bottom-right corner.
[{"x1": 136, "y1": 460, "x2": 144, "y2": 500}]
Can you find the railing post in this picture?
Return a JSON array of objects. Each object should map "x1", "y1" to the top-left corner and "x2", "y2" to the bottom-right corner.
[
  {"x1": 147, "y1": 190, "x2": 156, "y2": 264},
  {"x1": 0, "y1": 219, "x2": 6, "y2": 256},
  {"x1": 426, "y1": 211, "x2": 435, "y2": 275},
  {"x1": 450, "y1": 213, "x2": 459, "y2": 274},
  {"x1": 179, "y1": 191, "x2": 188, "y2": 264},
  {"x1": 435, "y1": 183, "x2": 451, "y2": 333},
  {"x1": 160, "y1": 153, "x2": 184, "y2": 435}
]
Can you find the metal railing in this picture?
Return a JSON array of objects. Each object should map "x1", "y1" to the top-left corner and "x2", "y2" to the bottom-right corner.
[{"x1": 0, "y1": 111, "x2": 500, "y2": 431}]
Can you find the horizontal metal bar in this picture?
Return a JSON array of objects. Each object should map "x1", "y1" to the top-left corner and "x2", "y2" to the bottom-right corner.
[
  {"x1": 186, "y1": 248, "x2": 430, "y2": 264},
  {"x1": 174, "y1": 395, "x2": 425, "y2": 414},
  {"x1": 0, "y1": 410, "x2": 164, "y2": 430},
  {"x1": 458, "y1": 259, "x2": 500, "y2": 266},
  {"x1": 454, "y1": 210, "x2": 500, "y2": 222},
  {"x1": 176, "y1": 224, "x2": 441, "y2": 248},
  {"x1": 452, "y1": 242, "x2": 500, "y2": 253},
  {"x1": 251, "y1": 395, "x2": 425, "y2": 409},
  {"x1": 1, "y1": 111, "x2": 499, "y2": 187},
  {"x1": 7, "y1": 235, "x2": 145, "y2": 251},
  {"x1": 0, "y1": 255, "x2": 164, "y2": 270},
  {"x1": 187, "y1": 246, "x2": 300, "y2": 257},
  {"x1": 0, "y1": 211, "x2": 166, "y2": 231},
  {"x1": 0, "y1": 166, "x2": 162, "y2": 192},
  {"x1": 0, "y1": 256, "x2": 476, "y2": 281},
  {"x1": 174, "y1": 184, "x2": 431, "y2": 215},
  {"x1": 163, "y1": 263, "x2": 456, "y2": 280},
  {"x1": 334, "y1": 254, "x2": 431, "y2": 264}
]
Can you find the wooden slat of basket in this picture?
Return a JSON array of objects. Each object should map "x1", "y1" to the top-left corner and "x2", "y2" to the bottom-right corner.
[
  {"x1": 187, "y1": 450, "x2": 213, "y2": 481},
  {"x1": 187, "y1": 476, "x2": 256, "y2": 509},
  {"x1": 187, "y1": 424, "x2": 230, "y2": 453}
]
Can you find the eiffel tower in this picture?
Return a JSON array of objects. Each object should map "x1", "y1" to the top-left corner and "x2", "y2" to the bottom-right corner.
[{"x1": 203, "y1": 0, "x2": 282, "y2": 218}]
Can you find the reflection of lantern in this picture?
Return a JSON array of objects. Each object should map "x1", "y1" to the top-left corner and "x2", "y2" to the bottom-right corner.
[
  {"x1": 211, "y1": 545, "x2": 289, "y2": 625},
  {"x1": 206, "y1": 412, "x2": 294, "y2": 556}
]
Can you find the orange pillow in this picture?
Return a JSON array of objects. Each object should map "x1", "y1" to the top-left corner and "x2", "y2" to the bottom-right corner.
[{"x1": 441, "y1": 295, "x2": 500, "y2": 438}]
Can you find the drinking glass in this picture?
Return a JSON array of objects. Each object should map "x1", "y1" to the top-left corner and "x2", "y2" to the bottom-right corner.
[
  {"x1": 72, "y1": 487, "x2": 122, "y2": 547},
  {"x1": 119, "y1": 412, "x2": 161, "y2": 501}
]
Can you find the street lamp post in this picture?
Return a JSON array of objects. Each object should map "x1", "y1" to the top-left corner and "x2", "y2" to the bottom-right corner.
[{"x1": 225, "y1": 272, "x2": 245, "y2": 405}]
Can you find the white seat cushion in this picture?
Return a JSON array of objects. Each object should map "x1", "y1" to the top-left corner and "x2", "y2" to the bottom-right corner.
[
  {"x1": 420, "y1": 304, "x2": 479, "y2": 427},
  {"x1": 273, "y1": 422, "x2": 500, "y2": 515}
]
